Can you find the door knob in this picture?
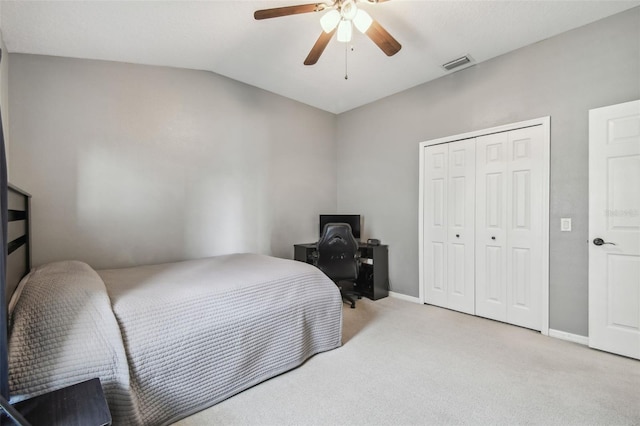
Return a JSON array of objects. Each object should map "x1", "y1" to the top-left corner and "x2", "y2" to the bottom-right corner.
[
  {"x1": 593, "y1": 238, "x2": 616, "y2": 246},
  {"x1": 491, "y1": 236, "x2": 496, "y2": 240},
  {"x1": 456, "y1": 234, "x2": 460, "y2": 238}
]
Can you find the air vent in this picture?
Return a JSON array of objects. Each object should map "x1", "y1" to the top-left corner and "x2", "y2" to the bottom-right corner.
[{"x1": 442, "y1": 55, "x2": 472, "y2": 71}]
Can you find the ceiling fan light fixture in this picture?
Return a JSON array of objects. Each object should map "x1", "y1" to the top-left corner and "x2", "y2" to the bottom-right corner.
[
  {"x1": 341, "y1": 0, "x2": 358, "y2": 21},
  {"x1": 253, "y1": 0, "x2": 402, "y2": 65},
  {"x1": 320, "y1": 9, "x2": 341, "y2": 33},
  {"x1": 353, "y1": 9, "x2": 372, "y2": 33},
  {"x1": 337, "y1": 19, "x2": 352, "y2": 42}
]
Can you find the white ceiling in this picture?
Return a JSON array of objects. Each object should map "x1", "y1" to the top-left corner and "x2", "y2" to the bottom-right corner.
[{"x1": 1, "y1": 0, "x2": 638, "y2": 114}]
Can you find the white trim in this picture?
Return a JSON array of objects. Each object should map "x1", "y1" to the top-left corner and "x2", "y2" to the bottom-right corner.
[
  {"x1": 418, "y1": 116, "x2": 551, "y2": 336},
  {"x1": 389, "y1": 291, "x2": 421, "y2": 304},
  {"x1": 549, "y1": 329, "x2": 589, "y2": 346},
  {"x1": 418, "y1": 141, "x2": 426, "y2": 304},
  {"x1": 419, "y1": 117, "x2": 548, "y2": 148},
  {"x1": 540, "y1": 117, "x2": 551, "y2": 336}
]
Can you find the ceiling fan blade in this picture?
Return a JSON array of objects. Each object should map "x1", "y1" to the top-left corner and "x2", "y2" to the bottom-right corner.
[
  {"x1": 304, "y1": 29, "x2": 337, "y2": 65},
  {"x1": 254, "y1": 3, "x2": 327, "y2": 20},
  {"x1": 365, "y1": 19, "x2": 401, "y2": 56}
]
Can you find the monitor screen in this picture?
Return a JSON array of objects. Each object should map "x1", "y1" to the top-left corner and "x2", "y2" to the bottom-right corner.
[{"x1": 319, "y1": 214, "x2": 361, "y2": 240}]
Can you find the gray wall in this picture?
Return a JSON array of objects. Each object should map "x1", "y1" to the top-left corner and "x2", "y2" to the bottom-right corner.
[
  {"x1": 336, "y1": 8, "x2": 640, "y2": 336},
  {"x1": 8, "y1": 55, "x2": 337, "y2": 269}
]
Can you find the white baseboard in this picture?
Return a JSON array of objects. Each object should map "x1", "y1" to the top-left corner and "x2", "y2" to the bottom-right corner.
[
  {"x1": 548, "y1": 329, "x2": 589, "y2": 346},
  {"x1": 389, "y1": 291, "x2": 421, "y2": 304}
]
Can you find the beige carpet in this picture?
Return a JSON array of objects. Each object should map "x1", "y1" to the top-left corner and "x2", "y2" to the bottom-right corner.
[{"x1": 174, "y1": 297, "x2": 640, "y2": 425}]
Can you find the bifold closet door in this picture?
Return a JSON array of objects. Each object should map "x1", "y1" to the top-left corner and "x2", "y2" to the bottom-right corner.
[
  {"x1": 446, "y1": 140, "x2": 475, "y2": 314},
  {"x1": 476, "y1": 126, "x2": 544, "y2": 330},
  {"x1": 423, "y1": 139, "x2": 475, "y2": 314},
  {"x1": 423, "y1": 143, "x2": 448, "y2": 308}
]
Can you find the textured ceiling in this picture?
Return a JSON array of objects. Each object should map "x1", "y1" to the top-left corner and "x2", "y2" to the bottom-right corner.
[{"x1": 1, "y1": 0, "x2": 638, "y2": 114}]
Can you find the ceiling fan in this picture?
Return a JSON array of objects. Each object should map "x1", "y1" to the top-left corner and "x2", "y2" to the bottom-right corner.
[{"x1": 254, "y1": 0, "x2": 401, "y2": 66}]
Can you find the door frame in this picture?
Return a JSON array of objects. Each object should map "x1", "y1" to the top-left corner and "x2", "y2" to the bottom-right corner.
[{"x1": 419, "y1": 116, "x2": 550, "y2": 336}]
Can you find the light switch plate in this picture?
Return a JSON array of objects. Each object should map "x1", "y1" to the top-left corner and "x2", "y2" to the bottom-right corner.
[{"x1": 561, "y1": 218, "x2": 572, "y2": 232}]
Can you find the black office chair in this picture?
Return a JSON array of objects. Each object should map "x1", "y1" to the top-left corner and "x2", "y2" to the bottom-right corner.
[{"x1": 314, "y1": 223, "x2": 361, "y2": 309}]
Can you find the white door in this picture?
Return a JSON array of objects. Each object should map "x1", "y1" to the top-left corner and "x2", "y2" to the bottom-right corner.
[
  {"x1": 423, "y1": 139, "x2": 475, "y2": 314},
  {"x1": 476, "y1": 132, "x2": 508, "y2": 322},
  {"x1": 447, "y1": 139, "x2": 476, "y2": 314},
  {"x1": 476, "y1": 126, "x2": 544, "y2": 330},
  {"x1": 505, "y1": 126, "x2": 544, "y2": 330},
  {"x1": 589, "y1": 100, "x2": 640, "y2": 360},
  {"x1": 423, "y1": 143, "x2": 449, "y2": 308}
]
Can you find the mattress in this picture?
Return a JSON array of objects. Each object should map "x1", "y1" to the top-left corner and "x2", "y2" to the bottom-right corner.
[{"x1": 8, "y1": 253, "x2": 343, "y2": 425}]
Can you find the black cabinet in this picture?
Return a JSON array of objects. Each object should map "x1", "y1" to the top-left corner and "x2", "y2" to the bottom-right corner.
[{"x1": 294, "y1": 243, "x2": 389, "y2": 300}]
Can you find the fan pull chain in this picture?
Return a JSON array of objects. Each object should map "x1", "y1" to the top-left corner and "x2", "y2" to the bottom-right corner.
[
  {"x1": 344, "y1": 43, "x2": 348, "y2": 80},
  {"x1": 344, "y1": 44, "x2": 354, "y2": 80}
]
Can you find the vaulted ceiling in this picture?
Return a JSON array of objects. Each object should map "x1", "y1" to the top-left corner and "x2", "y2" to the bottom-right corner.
[{"x1": 1, "y1": 1, "x2": 638, "y2": 113}]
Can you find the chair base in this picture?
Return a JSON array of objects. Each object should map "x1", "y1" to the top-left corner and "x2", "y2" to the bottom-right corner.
[
  {"x1": 342, "y1": 292, "x2": 357, "y2": 309},
  {"x1": 337, "y1": 280, "x2": 362, "y2": 309}
]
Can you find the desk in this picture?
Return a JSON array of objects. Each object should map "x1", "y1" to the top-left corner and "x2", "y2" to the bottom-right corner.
[{"x1": 294, "y1": 242, "x2": 389, "y2": 300}]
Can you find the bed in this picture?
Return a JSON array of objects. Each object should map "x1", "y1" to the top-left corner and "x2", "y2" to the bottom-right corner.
[{"x1": 2, "y1": 185, "x2": 343, "y2": 425}]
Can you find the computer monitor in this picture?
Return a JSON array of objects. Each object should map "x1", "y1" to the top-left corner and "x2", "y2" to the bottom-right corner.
[{"x1": 319, "y1": 214, "x2": 361, "y2": 240}]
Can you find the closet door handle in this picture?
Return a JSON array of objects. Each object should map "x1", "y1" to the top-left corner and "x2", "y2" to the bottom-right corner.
[
  {"x1": 456, "y1": 234, "x2": 460, "y2": 238},
  {"x1": 491, "y1": 236, "x2": 496, "y2": 240}
]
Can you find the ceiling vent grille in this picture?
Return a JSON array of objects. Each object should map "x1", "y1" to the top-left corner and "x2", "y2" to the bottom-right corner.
[{"x1": 442, "y1": 55, "x2": 472, "y2": 71}]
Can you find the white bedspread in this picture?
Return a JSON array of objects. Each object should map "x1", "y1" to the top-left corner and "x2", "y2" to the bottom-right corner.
[
  {"x1": 9, "y1": 254, "x2": 343, "y2": 425},
  {"x1": 8, "y1": 260, "x2": 141, "y2": 424}
]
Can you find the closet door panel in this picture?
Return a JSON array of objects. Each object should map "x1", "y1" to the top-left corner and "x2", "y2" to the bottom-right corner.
[
  {"x1": 485, "y1": 246, "x2": 504, "y2": 302},
  {"x1": 507, "y1": 127, "x2": 543, "y2": 330},
  {"x1": 476, "y1": 133, "x2": 508, "y2": 322},
  {"x1": 423, "y1": 144, "x2": 448, "y2": 308},
  {"x1": 447, "y1": 139, "x2": 475, "y2": 314}
]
